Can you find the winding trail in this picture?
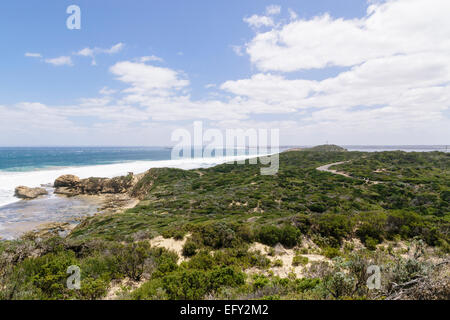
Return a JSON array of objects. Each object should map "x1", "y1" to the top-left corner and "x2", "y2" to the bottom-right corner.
[
  {"x1": 316, "y1": 161, "x2": 352, "y2": 178},
  {"x1": 316, "y1": 160, "x2": 383, "y2": 184}
]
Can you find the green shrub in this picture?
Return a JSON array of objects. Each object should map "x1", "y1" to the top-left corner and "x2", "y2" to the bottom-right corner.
[
  {"x1": 280, "y1": 225, "x2": 302, "y2": 248},
  {"x1": 258, "y1": 226, "x2": 282, "y2": 246},
  {"x1": 162, "y1": 270, "x2": 209, "y2": 299},
  {"x1": 292, "y1": 255, "x2": 309, "y2": 266},
  {"x1": 272, "y1": 259, "x2": 283, "y2": 267},
  {"x1": 162, "y1": 229, "x2": 186, "y2": 240},
  {"x1": 252, "y1": 274, "x2": 270, "y2": 290},
  {"x1": 184, "y1": 251, "x2": 215, "y2": 270},
  {"x1": 296, "y1": 278, "x2": 320, "y2": 292},
  {"x1": 364, "y1": 237, "x2": 379, "y2": 251},
  {"x1": 78, "y1": 276, "x2": 109, "y2": 300},
  {"x1": 322, "y1": 247, "x2": 341, "y2": 259},
  {"x1": 257, "y1": 225, "x2": 301, "y2": 248},
  {"x1": 196, "y1": 222, "x2": 238, "y2": 249},
  {"x1": 208, "y1": 266, "x2": 245, "y2": 291},
  {"x1": 182, "y1": 241, "x2": 198, "y2": 257},
  {"x1": 18, "y1": 250, "x2": 78, "y2": 299},
  {"x1": 355, "y1": 211, "x2": 387, "y2": 244},
  {"x1": 313, "y1": 213, "x2": 353, "y2": 247},
  {"x1": 153, "y1": 250, "x2": 179, "y2": 277},
  {"x1": 132, "y1": 278, "x2": 167, "y2": 300},
  {"x1": 113, "y1": 241, "x2": 153, "y2": 281}
]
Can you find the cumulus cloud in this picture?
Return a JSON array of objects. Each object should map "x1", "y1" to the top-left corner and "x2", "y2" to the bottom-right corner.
[
  {"x1": 266, "y1": 5, "x2": 281, "y2": 16},
  {"x1": 103, "y1": 43, "x2": 124, "y2": 54},
  {"x1": 246, "y1": 0, "x2": 450, "y2": 71},
  {"x1": 288, "y1": 8, "x2": 298, "y2": 20},
  {"x1": 76, "y1": 43, "x2": 124, "y2": 65},
  {"x1": 110, "y1": 61, "x2": 189, "y2": 95},
  {"x1": 25, "y1": 52, "x2": 42, "y2": 58},
  {"x1": 139, "y1": 55, "x2": 163, "y2": 63},
  {"x1": 99, "y1": 87, "x2": 117, "y2": 95},
  {"x1": 44, "y1": 56, "x2": 73, "y2": 66},
  {"x1": 244, "y1": 15, "x2": 275, "y2": 28}
]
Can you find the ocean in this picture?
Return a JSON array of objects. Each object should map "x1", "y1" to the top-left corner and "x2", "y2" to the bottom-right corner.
[{"x1": 0, "y1": 145, "x2": 447, "y2": 239}]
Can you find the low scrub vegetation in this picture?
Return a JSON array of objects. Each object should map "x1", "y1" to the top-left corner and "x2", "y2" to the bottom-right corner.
[{"x1": 0, "y1": 150, "x2": 448, "y2": 300}]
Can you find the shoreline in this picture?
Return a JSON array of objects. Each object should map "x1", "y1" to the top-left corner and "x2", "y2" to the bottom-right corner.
[{"x1": 0, "y1": 193, "x2": 140, "y2": 241}]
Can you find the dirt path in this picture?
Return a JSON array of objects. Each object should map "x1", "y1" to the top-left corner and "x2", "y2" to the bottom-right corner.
[
  {"x1": 316, "y1": 161, "x2": 352, "y2": 178},
  {"x1": 316, "y1": 161, "x2": 383, "y2": 184}
]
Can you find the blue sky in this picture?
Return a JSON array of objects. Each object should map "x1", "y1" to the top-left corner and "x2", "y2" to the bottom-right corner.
[
  {"x1": 0, "y1": 0, "x2": 366, "y2": 104},
  {"x1": 0, "y1": 0, "x2": 449, "y2": 146}
]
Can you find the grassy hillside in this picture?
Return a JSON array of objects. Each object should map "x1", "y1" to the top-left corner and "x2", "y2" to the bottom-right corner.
[{"x1": 0, "y1": 150, "x2": 448, "y2": 300}]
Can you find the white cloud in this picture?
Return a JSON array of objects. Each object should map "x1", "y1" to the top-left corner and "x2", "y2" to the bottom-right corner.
[
  {"x1": 246, "y1": 0, "x2": 450, "y2": 72},
  {"x1": 76, "y1": 47, "x2": 95, "y2": 57},
  {"x1": 76, "y1": 43, "x2": 124, "y2": 65},
  {"x1": 244, "y1": 15, "x2": 275, "y2": 28},
  {"x1": 266, "y1": 5, "x2": 281, "y2": 16},
  {"x1": 99, "y1": 87, "x2": 117, "y2": 95},
  {"x1": 110, "y1": 60, "x2": 189, "y2": 94},
  {"x1": 104, "y1": 43, "x2": 124, "y2": 54},
  {"x1": 288, "y1": 9, "x2": 298, "y2": 20},
  {"x1": 231, "y1": 45, "x2": 244, "y2": 56},
  {"x1": 139, "y1": 55, "x2": 164, "y2": 63},
  {"x1": 45, "y1": 56, "x2": 73, "y2": 66},
  {"x1": 25, "y1": 52, "x2": 42, "y2": 58}
]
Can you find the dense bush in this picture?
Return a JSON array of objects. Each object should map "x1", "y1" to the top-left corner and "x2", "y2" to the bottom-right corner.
[
  {"x1": 194, "y1": 222, "x2": 238, "y2": 249},
  {"x1": 112, "y1": 241, "x2": 153, "y2": 281},
  {"x1": 182, "y1": 241, "x2": 198, "y2": 257},
  {"x1": 322, "y1": 247, "x2": 341, "y2": 259},
  {"x1": 292, "y1": 255, "x2": 309, "y2": 266},
  {"x1": 14, "y1": 250, "x2": 78, "y2": 299},
  {"x1": 257, "y1": 225, "x2": 301, "y2": 248},
  {"x1": 134, "y1": 266, "x2": 245, "y2": 300},
  {"x1": 312, "y1": 214, "x2": 354, "y2": 247}
]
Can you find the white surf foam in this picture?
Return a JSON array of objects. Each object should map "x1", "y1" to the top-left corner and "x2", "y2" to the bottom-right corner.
[{"x1": 0, "y1": 154, "x2": 262, "y2": 208}]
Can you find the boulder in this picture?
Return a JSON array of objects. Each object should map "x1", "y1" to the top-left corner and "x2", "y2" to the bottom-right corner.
[
  {"x1": 82, "y1": 177, "x2": 108, "y2": 194},
  {"x1": 54, "y1": 175, "x2": 82, "y2": 196},
  {"x1": 53, "y1": 187, "x2": 81, "y2": 197},
  {"x1": 54, "y1": 175, "x2": 80, "y2": 188},
  {"x1": 14, "y1": 186, "x2": 48, "y2": 199}
]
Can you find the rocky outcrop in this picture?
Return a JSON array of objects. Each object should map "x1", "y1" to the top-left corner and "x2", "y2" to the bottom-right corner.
[
  {"x1": 54, "y1": 175, "x2": 80, "y2": 188},
  {"x1": 54, "y1": 173, "x2": 138, "y2": 196},
  {"x1": 14, "y1": 186, "x2": 48, "y2": 199}
]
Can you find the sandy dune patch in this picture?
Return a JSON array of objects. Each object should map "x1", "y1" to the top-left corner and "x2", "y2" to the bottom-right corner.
[
  {"x1": 150, "y1": 234, "x2": 191, "y2": 264},
  {"x1": 104, "y1": 278, "x2": 146, "y2": 300},
  {"x1": 248, "y1": 242, "x2": 330, "y2": 278}
]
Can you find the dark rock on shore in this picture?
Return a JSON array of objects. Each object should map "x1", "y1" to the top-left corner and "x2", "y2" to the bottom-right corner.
[
  {"x1": 14, "y1": 186, "x2": 48, "y2": 199},
  {"x1": 54, "y1": 173, "x2": 138, "y2": 196}
]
